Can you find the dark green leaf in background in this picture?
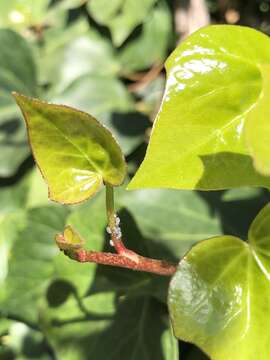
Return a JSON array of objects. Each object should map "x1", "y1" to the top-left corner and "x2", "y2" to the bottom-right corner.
[
  {"x1": 87, "y1": 0, "x2": 157, "y2": 46},
  {"x1": 119, "y1": 1, "x2": 173, "y2": 73},
  {"x1": 42, "y1": 294, "x2": 178, "y2": 360},
  {"x1": 0, "y1": 29, "x2": 37, "y2": 177}
]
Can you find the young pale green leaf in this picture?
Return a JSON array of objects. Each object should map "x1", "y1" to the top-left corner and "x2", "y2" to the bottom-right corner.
[
  {"x1": 13, "y1": 93, "x2": 126, "y2": 204},
  {"x1": 55, "y1": 225, "x2": 84, "y2": 251},
  {"x1": 168, "y1": 202, "x2": 270, "y2": 360},
  {"x1": 128, "y1": 25, "x2": 270, "y2": 191}
]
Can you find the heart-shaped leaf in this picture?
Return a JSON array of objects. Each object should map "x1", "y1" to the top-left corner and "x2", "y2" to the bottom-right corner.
[
  {"x1": 128, "y1": 25, "x2": 270, "y2": 191},
  {"x1": 168, "y1": 202, "x2": 270, "y2": 360},
  {"x1": 13, "y1": 93, "x2": 127, "y2": 204}
]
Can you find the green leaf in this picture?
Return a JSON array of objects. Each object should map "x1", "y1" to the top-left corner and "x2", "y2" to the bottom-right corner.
[
  {"x1": 168, "y1": 202, "x2": 270, "y2": 360},
  {"x1": 4, "y1": 322, "x2": 51, "y2": 360},
  {"x1": 37, "y1": 18, "x2": 90, "y2": 88},
  {"x1": 0, "y1": 202, "x2": 98, "y2": 324},
  {"x1": 25, "y1": 168, "x2": 50, "y2": 209},
  {"x1": 42, "y1": 26, "x2": 120, "y2": 93},
  {"x1": 128, "y1": 25, "x2": 270, "y2": 191},
  {"x1": 66, "y1": 187, "x2": 222, "y2": 303},
  {"x1": 245, "y1": 65, "x2": 270, "y2": 175},
  {"x1": 119, "y1": 1, "x2": 172, "y2": 72},
  {"x1": 55, "y1": 225, "x2": 85, "y2": 251},
  {"x1": 0, "y1": 29, "x2": 37, "y2": 176},
  {"x1": 100, "y1": 112, "x2": 150, "y2": 156},
  {"x1": 0, "y1": 212, "x2": 26, "y2": 292},
  {"x1": 42, "y1": 295, "x2": 178, "y2": 360},
  {"x1": 1, "y1": 206, "x2": 69, "y2": 323},
  {"x1": 53, "y1": 75, "x2": 133, "y2": 119},
  {"x1": 120, "y1": 189, "x2": 222, "y2": 260},
  {"x1": 13, "y1": 93, "x2": 127, "y2": 204},
  {"x1": 87, "y1": 0, "x2": 157, "y2": 46}
]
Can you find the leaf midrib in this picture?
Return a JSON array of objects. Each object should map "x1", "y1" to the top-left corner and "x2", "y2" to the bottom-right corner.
[{"x1": 44, "y1": 118, "x2": 102, "y2": 175}]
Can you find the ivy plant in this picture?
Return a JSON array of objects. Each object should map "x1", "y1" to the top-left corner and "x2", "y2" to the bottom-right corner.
[{"x1": 12, "y1": 25, "x2": 270, "y2": 359}]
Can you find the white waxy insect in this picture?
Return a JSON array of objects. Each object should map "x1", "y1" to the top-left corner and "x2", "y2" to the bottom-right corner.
[{"x1": 106, "y1": 226, "x2": 112, "y2": 234}]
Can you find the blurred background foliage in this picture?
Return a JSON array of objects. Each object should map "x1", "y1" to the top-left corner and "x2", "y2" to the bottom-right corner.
[{"x1": 0, "y1": 1, "x2": 270, "y2": 359}]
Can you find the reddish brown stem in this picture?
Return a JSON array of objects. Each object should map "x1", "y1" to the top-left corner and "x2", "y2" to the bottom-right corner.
[{"x1": 69, "y1": 249, "x2": 177, "y2": 276}]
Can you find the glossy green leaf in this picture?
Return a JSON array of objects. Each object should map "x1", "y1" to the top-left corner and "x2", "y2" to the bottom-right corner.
[
  {"x1": 245, "y1": 65, "x2": 270, "y2": 175},
  {"x1": 168, "y1": 202, "x2": 270, "y2": 360},
  {"x1": 87, "y1": 0, "x2": 157, "y2": 46},
  {"x1": 13, "y1": 93, "x2": 127, "y2": 204},
  {"x1": 42, "y1": 295, "x2": 178, "y2": 360},
  {"x1": 0, "y1": 29, "x2": 37, "y2": 176},
  {"x1": 128, "y1": 25, "x2": 270, "y2": 191}
]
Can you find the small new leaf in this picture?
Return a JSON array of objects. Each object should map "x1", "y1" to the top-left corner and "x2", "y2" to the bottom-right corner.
[
  {"x1": 55, "y1": 225, "x2": 85, "y2": 251},
  {"x1": 13, "y1": 93, "x2": 126, "y2": 204}
]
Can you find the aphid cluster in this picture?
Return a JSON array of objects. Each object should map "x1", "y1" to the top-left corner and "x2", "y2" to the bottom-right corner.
[{"x1": 106, "y1": 214, "x2": 122, "y2": 246}]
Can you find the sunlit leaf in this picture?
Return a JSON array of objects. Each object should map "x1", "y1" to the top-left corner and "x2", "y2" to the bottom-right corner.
[
  {"x1": 14, "y1": 93, "x2": 127, "y2": 204},
  {"x1": 168, "y1": 202, "x2": 270, "y2": 360},
  {"x1": 245, "y1": 65, "x2": 270, "y2": 175},
  {"x1": 128, "y1": 25, "x2": 270, "y2": 191}
]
